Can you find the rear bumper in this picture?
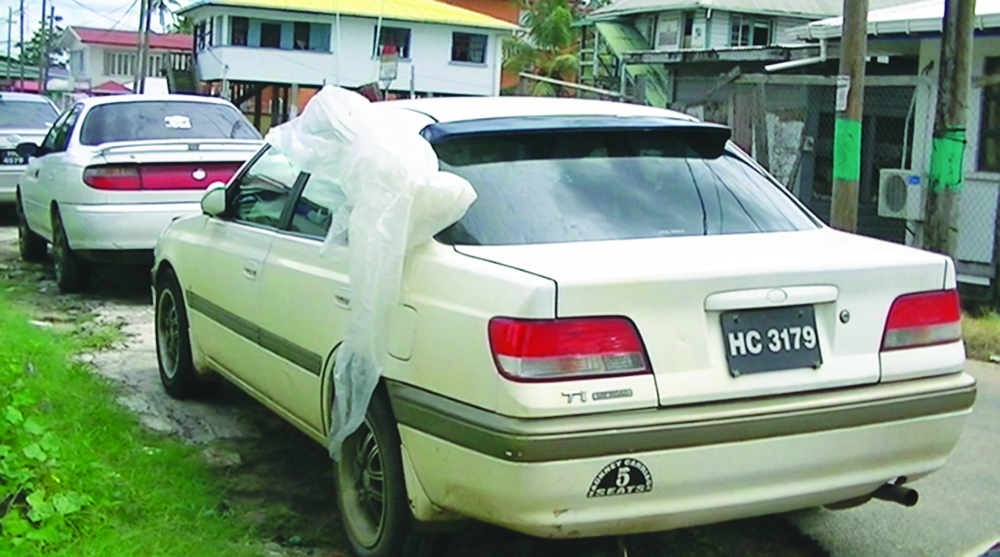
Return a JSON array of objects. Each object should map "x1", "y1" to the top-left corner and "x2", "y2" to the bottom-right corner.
[
  {"x1": 60, "y1": 202, "x2": 201, "y2": 251},
  {"x1": 389, "y1": 372, "x2": 975, "y2": 538},
  {"x1": 0, "y1": 167, "x2": 24, "y2": 203}
]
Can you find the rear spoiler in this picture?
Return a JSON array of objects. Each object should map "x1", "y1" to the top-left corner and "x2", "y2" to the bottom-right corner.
[{"x1": 97, "y1": 139, "x2": 262, "y2": 157}]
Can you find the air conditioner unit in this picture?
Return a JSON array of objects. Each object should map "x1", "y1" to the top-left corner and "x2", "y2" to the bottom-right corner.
[{"x1": 878, "y1": 170, "x2": 926, "y2": 221}]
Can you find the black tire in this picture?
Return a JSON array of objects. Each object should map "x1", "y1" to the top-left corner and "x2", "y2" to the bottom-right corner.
[
  {"x1": 155, "y1": 269, "x2": 218, "y2": 399},
  {"x1": 17, "y1": 195, "x2": 47, "y2": 262},
  {"x1": 51, "y1": 210, "x2": 89, "y2": 293},
  {"x1": 335, "y1": 390, "x2": 444, "y2": 557}
]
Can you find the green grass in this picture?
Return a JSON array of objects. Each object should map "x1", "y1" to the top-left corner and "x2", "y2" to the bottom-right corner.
[
  {"x1": 0, "y1": 292, "x2": 263, "y2": 556},
  {"x1": 963, "y1": 311, "x2": 1000, "y2": 362}
]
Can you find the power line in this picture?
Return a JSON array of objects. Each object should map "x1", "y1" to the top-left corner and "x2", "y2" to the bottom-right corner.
[
  {"x1": 61, "y1": 0, "x2": 135, "y2": 25},
  {"x1": 105, "y1": 0, "x2": 139, "y2": 31}
]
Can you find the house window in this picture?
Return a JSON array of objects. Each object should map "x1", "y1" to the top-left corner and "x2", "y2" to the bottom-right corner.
[
  {"x1": 294, "y1": 22, "x2": 310, "y2": 50},
  {"x1": 103, "y1": 51, "x2": 137, "y2": 76},
  {"x1": 214, "y1": 16, "x2": 223, "y2": 46},
  {"x1": 730, "y1": 15, "x2": 772, "y2": 47},
  {"x1": 231, "y1": 16, "x2": 249, "y2": 46},
  {"x1": 260, "y1": 22, "x2": 282, "y2": 48},
  {"x1": 373, "y1": 26, "x2": 411, "y2": 58},
  {"x1": 980, "y1": 57, "x2": 1000, "y2": 172},
  {"x1": 451, "y1": 32, "x2": 487, "y2": 64},
  {"x1": 682, "y1": 12, "x2": 695, "y2": 48}
]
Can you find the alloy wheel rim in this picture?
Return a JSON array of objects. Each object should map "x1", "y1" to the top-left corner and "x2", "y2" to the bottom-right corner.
[
  {"x1": 156, "y1": 290, "x2": 180, "y2": 379},
  {"x1": 339, "y1": 419, "x2": 386, "y2": 548}
]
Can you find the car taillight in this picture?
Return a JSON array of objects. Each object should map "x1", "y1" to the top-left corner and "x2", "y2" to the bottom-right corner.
[
  {"x1": 84, "y1": 163, "x2": 242, "y2": 191},
  {"x1": 83, "y1": 165, "x2": 141, "y2": 190},
  {"x1": 881, "y1": 290, "x2": 962, "y2": 351},
  {"x1": 140, "y1": 162, "x2": 242, "y2": 190},
  {"x1": 488, "y1": 317, "x2": 650, "y2": 382}
]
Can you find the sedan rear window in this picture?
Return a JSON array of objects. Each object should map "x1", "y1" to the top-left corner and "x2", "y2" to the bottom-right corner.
[
  {"x1": 0, "y1": 100, "x2": 59, "y2": 129},
  {"x1": 432, "y1": 129, "x2": 817, "y2": 246},
  {"x1": 79, "y1": 101, "x2": 260, "y2": 146}
]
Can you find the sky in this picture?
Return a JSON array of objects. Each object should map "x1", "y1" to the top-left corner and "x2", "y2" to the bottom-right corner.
[{"x1": 0, "y1": 0, "x2": 191, "y2": 56}]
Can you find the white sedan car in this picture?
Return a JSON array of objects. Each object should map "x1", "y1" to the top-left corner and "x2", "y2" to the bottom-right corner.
[
  {"x1": 16, "y1": 94, "x2": 261, "y2": 292},
  {"x1": 152, "y1": 97, "x2": 974, "y2": 557},
  {"x1": 1, "y1": 92, "x2": 59, "y2": 204}
]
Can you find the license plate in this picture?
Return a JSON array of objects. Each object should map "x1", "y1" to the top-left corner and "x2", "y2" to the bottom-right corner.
[
  {"x1": 720, "y1": 305, "x2": 822, "y2": 376},
  {"x1": 1, "y1": 150, "x2": 25, "y2": 166}
]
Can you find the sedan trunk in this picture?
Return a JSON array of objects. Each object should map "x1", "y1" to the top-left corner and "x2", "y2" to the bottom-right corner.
[{"x1": 456, "y1": 228, "x2": 949, "y2": 405}]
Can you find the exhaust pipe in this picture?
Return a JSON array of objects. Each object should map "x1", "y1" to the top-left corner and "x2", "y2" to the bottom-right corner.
[{"x1": 872, "y1": 480, "x2": 919, "y2": 507}]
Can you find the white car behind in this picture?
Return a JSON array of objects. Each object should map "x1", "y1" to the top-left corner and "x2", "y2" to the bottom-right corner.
[
  {"x1": 152, "y1": 97, "x2": 974, "y2": 557},
  {"x1": 1, "y1": 92, "x2": 59, "y2": 204},
  {"x1": 16, "y1": 94, "x2": 261, "y2": 292}
]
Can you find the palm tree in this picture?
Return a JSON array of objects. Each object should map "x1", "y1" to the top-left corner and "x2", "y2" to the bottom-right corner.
[
  {"x1": 149, "y1": 0, "x2": 182, "y2": 33},
  {"x1": 503, "y1": 0, "x2": 582, "y2": 96}
]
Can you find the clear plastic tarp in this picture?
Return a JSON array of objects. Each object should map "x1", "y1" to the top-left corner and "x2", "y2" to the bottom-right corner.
[{"x1": 265, "y1": 86, "x2": 477, "y2": 458}]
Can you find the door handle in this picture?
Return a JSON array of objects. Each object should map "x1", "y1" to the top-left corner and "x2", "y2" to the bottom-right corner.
[
  {"x1": 334, "y1": 286, "x2": 351, "y2": 309},
  {"x1": 242, "y1": 260, "x2": 260, "y2": 280}
]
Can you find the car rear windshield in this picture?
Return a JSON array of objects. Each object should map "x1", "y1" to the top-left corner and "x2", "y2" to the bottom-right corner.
[
  {"x1": 432, "y1": 129, "x2": 818, "y2": 246},
  {"x1": 0, "y1": 100, "x2": 58, "y2": 129},
  {"x1": 79, "y1": 101, "x2": 261, "y2": 145}
]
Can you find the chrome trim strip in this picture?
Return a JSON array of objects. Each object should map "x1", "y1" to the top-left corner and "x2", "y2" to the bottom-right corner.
[
  {"x1": 186, "y1": 290, "x2": 322, "y2": 376},
  {"x1": 70, "y1": 202, "x2": 201, "y2": 213},
  {"x1": 387, "y1": 378, "x2": 976, "y2": 463}
]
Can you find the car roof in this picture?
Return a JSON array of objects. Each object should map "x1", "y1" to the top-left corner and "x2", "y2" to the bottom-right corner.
[
  {"x1": 75, "y1": 94, "x2": 237, "y2": 109},
  {"x1": 385, "y1": 96, "x2": 698, "y2": 124},
  {"x1": 0, "y1": 91, "x2": 55, "y2": 104}
]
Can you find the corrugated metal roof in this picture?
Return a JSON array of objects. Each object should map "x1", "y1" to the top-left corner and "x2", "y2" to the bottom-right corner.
[
  {"x1": 178, "y1": 0, "x2": 518, "y2": 31},
  {"x1": 69, "y1": 27, "x2": 193, "y2": 50},
  {"x1": 589, "y1": 0, "x2": 918, "y2": 20},
  {"x1": 789, "y1": 0, "x2": 1000, "y2": 39}
]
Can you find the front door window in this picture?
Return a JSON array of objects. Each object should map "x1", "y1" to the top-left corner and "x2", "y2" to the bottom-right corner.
[{"x1": 229, "y1": 146, "x2": 301, "y2": 228}]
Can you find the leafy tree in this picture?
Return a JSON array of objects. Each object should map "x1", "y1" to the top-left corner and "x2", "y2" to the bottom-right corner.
[
  {"x1": 18, "y1": 25, "x2": 65, "y2": 69},
  {"x1": 170, "y1": 16, "x2": 195, "y2": 35},
  {"x1": 503, "y1": 0, "x2": 585, "y2": 96}
]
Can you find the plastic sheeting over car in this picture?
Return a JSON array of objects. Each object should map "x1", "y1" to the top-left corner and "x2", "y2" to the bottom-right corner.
[{"x1": 265, "y1": 86, "x2": 477, "y2": 458}]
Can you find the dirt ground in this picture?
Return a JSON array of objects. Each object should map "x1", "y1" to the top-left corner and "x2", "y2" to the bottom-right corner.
[{"x1": 0, "y1": 207, "x2": 829, "y2": 557}]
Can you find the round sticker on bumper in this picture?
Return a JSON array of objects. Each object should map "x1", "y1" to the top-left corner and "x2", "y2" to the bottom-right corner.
[{"x1": 587, "y1": 458, "x2": 653, "y2": 498}]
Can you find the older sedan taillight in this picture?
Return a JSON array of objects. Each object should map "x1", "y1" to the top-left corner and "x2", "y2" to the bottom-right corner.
[
  {"x1": 881, "y1": 290, "x2": 962, "y2": 351},
  {"x1": 488, "y1": 317, "x2": 651, "y2": 382},
  {"x1": 83, "y1": 164, "x2": 141, "y2": 190}
]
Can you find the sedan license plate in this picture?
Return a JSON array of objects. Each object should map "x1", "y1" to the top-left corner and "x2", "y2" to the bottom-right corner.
[
  {"x1": 721, "y1": 305, "x2": 822, "y2": 376},
  {"x1": 1, "y1": 150, "x2": 25, "y2": 166}
]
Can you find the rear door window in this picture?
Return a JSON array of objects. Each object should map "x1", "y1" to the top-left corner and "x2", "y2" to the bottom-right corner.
[
  {"x1": 40, "y1": 104, "x2": 83, "y2": 154},
  {"x1": 78, "y1": 101, "x2": 260, "y2": 145},
  {"x1": 431, "y1": 129, "x2": 817, "y2": 246}
]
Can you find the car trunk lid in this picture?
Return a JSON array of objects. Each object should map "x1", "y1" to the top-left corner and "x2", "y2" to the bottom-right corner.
[{"x1": 456, "y1": 229, "x2": 949, "y2": 406}]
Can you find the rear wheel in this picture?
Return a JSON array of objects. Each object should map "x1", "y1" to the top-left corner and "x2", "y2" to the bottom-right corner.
[
  {"x1": 51, "y1": 210, "x2": 89, "y2": 293},
  {"x1": 335, "y1": 390, "x2": 443, "y2": 557},
  {"x1": 155, "y1": 269, "x2": 217, "y2": 399},
  {"x1": 17, "y1": 195, "x2": 46, "y2": 262}
]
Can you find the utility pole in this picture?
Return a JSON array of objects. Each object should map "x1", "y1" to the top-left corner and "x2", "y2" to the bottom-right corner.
[
  {"x1": 39, "y1": 0, "x2": 46, "y2": 93},
  {"x1": 135, "y1": 0, "x2": 148, "y2": 93},
  {"x1": 923, "y1": 0, "x2": 976, "y2": 256},
  {"x1": 830, "y1": 0, "x2": 869, "y2": 232},
  {"x1": 41, "y1": 5, "x2": 54, "y2": 94},
  {"x1": 6, "y1": 7, "x2": 12, "y2": 87},
  {"x1": 18, "y1": 0, "x2": 24, "y2": 92}
]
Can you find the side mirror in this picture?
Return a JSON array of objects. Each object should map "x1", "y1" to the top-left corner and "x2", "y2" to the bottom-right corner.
[
  {"x1": 201, "y1": 184, "x2": 227, "y2": 216},
  {"x1": 15, "y1": 142, "x2": 39, "y2": 159}
]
